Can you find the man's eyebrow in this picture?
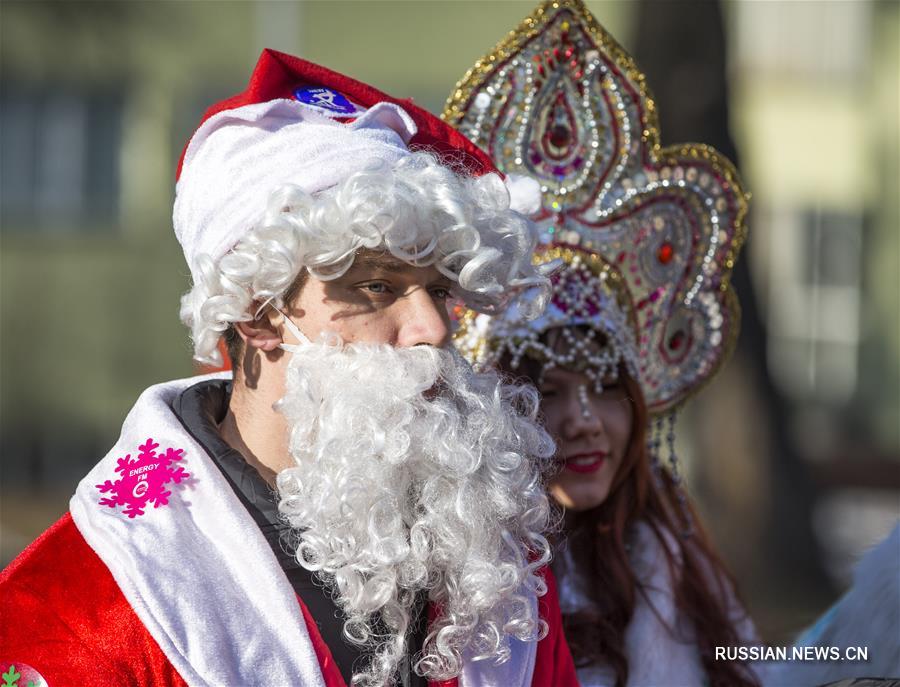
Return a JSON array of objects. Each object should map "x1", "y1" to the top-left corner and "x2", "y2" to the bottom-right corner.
[
  {"x1": 346, "y1": 253, "x2": 454, "y2": 286},
  {"x1": 351, "y1": 254, "x2": 412, "y2": 274}
]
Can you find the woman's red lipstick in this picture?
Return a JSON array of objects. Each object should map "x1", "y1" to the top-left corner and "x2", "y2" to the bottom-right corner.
[{"x1": 562, "y1": 451, "x2": 608, "y2": 474}]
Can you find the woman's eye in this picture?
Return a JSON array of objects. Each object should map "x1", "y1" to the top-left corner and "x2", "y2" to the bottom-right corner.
[
  {"x1": 363, "y1": 282, "x2": 390, "y2": 294},
  {"x1": 431, "y1": 287, "x2": 451, "y2": 300},
  {"x1": 599, "y1": 382, "x2": 627, "y2": 400}
]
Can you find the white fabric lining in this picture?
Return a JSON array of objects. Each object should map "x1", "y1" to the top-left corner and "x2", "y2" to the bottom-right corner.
[{"x1": 71, "y1": 373, "x2": 326, "y2": 687}]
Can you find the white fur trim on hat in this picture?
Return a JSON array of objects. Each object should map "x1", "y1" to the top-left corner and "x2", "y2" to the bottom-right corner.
[{"x1": 173, "y1": 98, "x2": 417, "y2": 281}]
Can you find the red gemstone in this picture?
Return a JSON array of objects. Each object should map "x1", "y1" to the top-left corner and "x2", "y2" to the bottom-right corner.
[
  {"x1": 668, "y1": 330, "x2": 685, "y2": 351},
  {"x1": 549, "y1": 124, "x2": 572, "y2": 148},
  {"x1": 657, "y1": 241, "x2": 674, "y2": 264}
]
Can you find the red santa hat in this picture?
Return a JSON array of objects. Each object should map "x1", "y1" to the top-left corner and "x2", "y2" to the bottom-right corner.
[{"x1": 173, "y1": 49, "x2": 539, "y2": 280}]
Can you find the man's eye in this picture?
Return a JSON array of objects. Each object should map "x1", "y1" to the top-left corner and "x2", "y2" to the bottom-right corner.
[{"x1": 362, "y1": 282, "x2": 391, "y2": 294}]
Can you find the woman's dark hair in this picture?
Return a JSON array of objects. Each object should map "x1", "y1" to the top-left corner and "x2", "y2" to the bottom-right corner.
[{"x1": 500, "y1": 328, "x2": 760, "y2": 687}]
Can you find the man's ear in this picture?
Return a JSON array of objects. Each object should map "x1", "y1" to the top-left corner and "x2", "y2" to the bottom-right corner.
[{"x1": 234, "y1": 307, "x2": 284, "y2": 353}]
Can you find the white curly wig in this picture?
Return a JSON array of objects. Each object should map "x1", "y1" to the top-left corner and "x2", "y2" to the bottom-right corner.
[{"x1": 179, "y1": 151, "x2": 550, "y2": 366}]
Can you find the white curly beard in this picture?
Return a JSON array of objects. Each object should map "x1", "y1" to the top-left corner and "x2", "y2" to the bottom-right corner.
[{"x1": 274, "y1": 339, "x2": 555, "y2": 687}]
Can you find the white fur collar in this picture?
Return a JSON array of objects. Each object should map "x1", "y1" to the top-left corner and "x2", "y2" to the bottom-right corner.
[{"x1": 70, "y1": 375, "x2": 536, "y2": 687}]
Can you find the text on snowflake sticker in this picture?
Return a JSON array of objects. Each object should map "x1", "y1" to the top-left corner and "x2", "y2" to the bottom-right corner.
[{"x1": 96, "y1": 438, "x2": 189, "y2": 518}]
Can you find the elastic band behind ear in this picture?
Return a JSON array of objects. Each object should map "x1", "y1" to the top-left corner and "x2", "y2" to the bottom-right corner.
[
  {"x1": 254, "y1": 297, "x2": 276, "y2": 321},
  {"x1": 278, "y1": 308, "x2": 312, "y2": 345}
]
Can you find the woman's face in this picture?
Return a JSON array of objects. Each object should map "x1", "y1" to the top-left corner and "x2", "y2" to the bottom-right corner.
[{"x1": 538, "y1": 366, "x2": 634, "y2": 512}]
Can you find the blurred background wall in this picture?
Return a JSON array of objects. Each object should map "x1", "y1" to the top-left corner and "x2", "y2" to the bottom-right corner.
[{"x1": 2, "y1": 0, "x2": 897, "y2": 644}]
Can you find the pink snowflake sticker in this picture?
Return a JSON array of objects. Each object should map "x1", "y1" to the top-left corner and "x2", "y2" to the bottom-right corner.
[{"x1": 96, "y1": 438, "x2": 189, "y2": 518}]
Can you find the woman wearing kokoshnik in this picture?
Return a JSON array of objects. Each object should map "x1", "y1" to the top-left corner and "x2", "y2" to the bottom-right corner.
[
  {"x1": 445, "y1": 1, "x2": 762, "y2": 686},
  {"x1": 454, "y1": 250, "x2": 761, "y2": 687}
]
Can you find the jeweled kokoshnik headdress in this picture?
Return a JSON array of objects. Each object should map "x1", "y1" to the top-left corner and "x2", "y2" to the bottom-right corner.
[{"x1": 447, "y1": 0, "x2": 749, "y2": 432}]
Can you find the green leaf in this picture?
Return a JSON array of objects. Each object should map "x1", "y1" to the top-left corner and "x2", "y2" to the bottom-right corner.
[{"x1": 1, "y1": 664, "x2": 20, "y2": 687}]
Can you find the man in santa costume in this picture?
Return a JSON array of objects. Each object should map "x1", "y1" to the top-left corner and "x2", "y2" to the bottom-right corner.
[{"x1": 0, "y1": 50, "x2": 578, "y2": 687}]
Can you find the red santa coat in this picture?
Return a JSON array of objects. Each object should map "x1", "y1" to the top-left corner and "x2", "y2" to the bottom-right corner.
[{"x1": 1, "y1": 375, "x2": 577, "y2": 687}]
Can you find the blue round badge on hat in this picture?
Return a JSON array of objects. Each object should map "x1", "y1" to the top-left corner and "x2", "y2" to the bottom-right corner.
[{"x1": 293, "y1": 87, "x2": 359, "y2": 115}]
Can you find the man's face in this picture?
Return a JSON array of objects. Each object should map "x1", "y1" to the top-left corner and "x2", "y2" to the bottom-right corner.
[
  {"x1": 270, "y1": 250, "x2": 555, "y2": 686},
  {"x1": 285, "y1": 251, "x2": 455, "y2": 348}
]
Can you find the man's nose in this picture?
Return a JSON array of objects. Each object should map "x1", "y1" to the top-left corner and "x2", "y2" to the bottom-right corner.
[{"x1": 396, "y1": 288, "x2": 451, "y2": 348}]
